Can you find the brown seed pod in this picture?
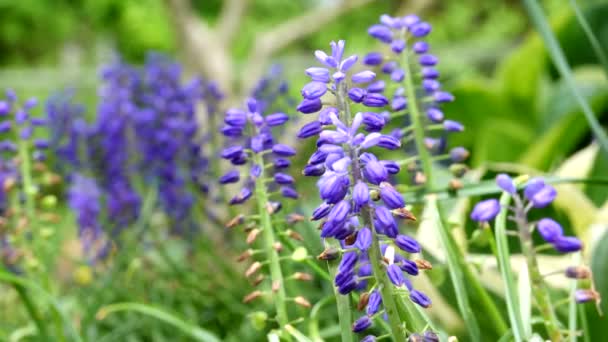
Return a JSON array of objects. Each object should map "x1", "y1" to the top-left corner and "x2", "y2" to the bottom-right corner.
[
  {"x1": 357, "y1": 292, "x2": 370, "y2": 311},
  {"x1": 246, "y1": 228, "x2": 261, "y2": 245},
  {"x1": 245, "y1": 261, "x2": 262, "y2": 278}
]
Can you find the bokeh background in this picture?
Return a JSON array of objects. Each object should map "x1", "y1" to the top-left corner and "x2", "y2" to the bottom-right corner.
[{"x1": 0, "y1": 0, "x2": 607, "y2": 340}]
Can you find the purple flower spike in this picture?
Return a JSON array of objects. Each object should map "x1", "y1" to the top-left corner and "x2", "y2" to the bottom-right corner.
[
  {"x1": 363, "y1": 52, "x2": 383, "y2": 66},
  {"x1": 305, "y1": 67, "x2": 331, "y2": 83},
  {"x1": 368, "y1": 24, "x2": 393, "y2": 43},
  {"x1": 529, "y1": 184, "x2": 557, "y2": 208},
  {"x1": 387, "y1": 263, "x2": 405, "y2": 286},
  {"x1": 496, "y1": 174, "x2": 516, "y2": 194},
  {"x1": 410, "y1": 289, "x2": 432, "y2": 308},
  {"x1": 366, "y1": 291, "x2": 382, "y2": 315},
  {"x1": 395, "y1": 235, "x2": 421, "y2": 253},
  {"x1": 470, "y1": 198, "x2": 500, "y2": 222},
  {"x1": 537, "y1": 218, "x2": 563, "y2": 243},
  {"x1": 297, "y1": 98, "x2": 323, "y2": 114},
  {"x1": 302, "y1": 81, "x2": 328, "y2": 99},
  {"x1": 338, "y1": 251, "x2": 359, "y2": 273},
  {"x1": 362, "y1": 93, "x2": 389, "y2": 107},
  {"x1": 444, "y1": 120, "x2": 464, "y2": 132},
  {"x1": 363, "y1": 159, "x2": 388, "y2": 184},
  {"x1": 352, "y1": 71, "x2": 376, "y2": 84},
  {"x1": 352, "y1": 316, "x2": 372, "y2": 333},
  {"x1": 353, "y1": 181, "x2": 370, "y2": 209},
  {"x1": 356, "y1": 227, "x2": 372, "y2": 250},
  {"x1": 553, "y1": 236, "x2": 582, "y2": 253}
]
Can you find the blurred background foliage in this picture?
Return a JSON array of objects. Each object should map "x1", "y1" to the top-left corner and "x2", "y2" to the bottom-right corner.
[{"x1": 1, "y1": 0, "x2": 608, "y2": 340}]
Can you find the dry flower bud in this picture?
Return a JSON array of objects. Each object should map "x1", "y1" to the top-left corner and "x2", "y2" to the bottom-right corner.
[
  {"x1": 237, "y1": 249, "x2": 254, "y2": 262},
  {"x1": 393, "y1": 207, "x2": 417, "y2": 221},
  {"x1": 286, "y1": 229, "x2": 304, "y2": 241},
  {"x1": 449, "y1": 179, "x2": 463, "y2": 190},
  {"x1": 226, "y1": 214, "x2": 245, "y2": 228},
  {"x1": 246, "y1": 228, "x2": 261, "y2": 245},
  {"x1": 317, "y1": 247, "x2": 339, "y2": 261},
  {"x1": 287, "y1": 213, "x2": 305, "y2": 224},
  {"x1": 565, "y1": 266, "x2": 591, "y2": 279},
  {"x1": 415, "y1": 259, "x2": 433, "y2": 270},
  {"x1": 273, "y1": 242, "x2": 283, "y2": 252},
  {"x1": 357, "y1": 292, "x2": 370, "y2": 311},
  {"x1": 243, "y1": 290, "x2": 263, "y2": 303},
  {"x1": 272, "y1": 280, "x2": 280, "y2": 292},
  {"x1": 245, "y1": 261, "x2": 262, "y2": 278},
  {"x1": 294, "y1": 296, "x2": 311, "y2": 308},
  {"x1": 293, "y1": 272, "x2": 313, "y2": 281}
]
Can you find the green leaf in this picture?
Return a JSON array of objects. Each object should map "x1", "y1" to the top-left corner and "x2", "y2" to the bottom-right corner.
[
  {"x1": 569, "y1": 0, "x2": 608, "y2": 79},
  {"x1": 517, "y1": 261, "x2": 532, "y2": 339},
  {"x1": 96, "y1": 303, "x2": 220, "y2": 342}
]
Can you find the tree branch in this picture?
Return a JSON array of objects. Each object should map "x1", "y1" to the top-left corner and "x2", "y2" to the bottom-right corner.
[
  {"x1": 218, "y1": 0, "x2": 249, "y2": 45},
  {"x1": 241, "y1": 0, "x2": 375, "y2": 92},
  {"x1": 163, "y1": 0, "x2": 233, "y2": 90}
]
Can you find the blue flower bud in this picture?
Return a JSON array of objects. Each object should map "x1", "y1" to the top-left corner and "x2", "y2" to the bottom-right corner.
[
  {"x1": 297, "y1": 121, "x2": 322, "y2": 139},
  {"x1": 363, "y1": 159, "x2": 388, "y2": 184},
  {"x1": 390, "y1": 68, "x2": 405, "y2": 82},
  {"x1": 356, "y1": 227, "x2": 372, "y2": 251},
  {"x1": 402, "y1": 14, "x2": 420, "y2": 27},
  {"x1": 281, "y1": 187, "x2": 298, "y2": 199},
  {"x1": 319, "y1": 174, "x2": 349, "y2": 204},
  {"x1": 410, "y1": 289, "x2": 431, "y2": 308},
  {"x1": 380, "y1": 160, "x2": 400, "y2": 174},
  {"x1": 308, "y1": 150, "x2": 328, "y2": 165},
  {"x1": 367, "y1": 80, "x2": 385, "y2": 93},
  {"x1": 265, "y1": 112, "x2": 289, "y2": 126},
  {"x1": 274, "y1": 172, "x2": 294, "y2": 185},
  {"x1": 352, "y1": 316, "x2": 372, "y2": 333},
  {"x1": 434, "y1": 91, "x2": 454, "y2": 103},
  {"x1": 363, "y1": 93, "x2": 389, "y2": 108},
  {"x1": 361, "y1": 335, "x2": 376, "y2": 342},
  {"x1": 391, "y1": 39, "x2": 406, "y2": 53},
  {"x1": 424, "y1": 331, "x2": 439, "y2": 342},
  {"x1": 348, "y1": 88, "x2": 367, "y2": 103},
  {"x1": 338, "y1": 278, "x2": 358, "y2": 294},
  {"x1": 0, "y1": 121, "x2": 11, "y2": 133},
  {"x1": 274, "y1": 158, "x2": 290, "y2": 169},
  {"x1": 377, "y1": 135, "x2": 401, "y2": 150},
  {"x1": 353, "y1": 181, "x2": 370, "y2": 209},
  {"x1": 537, "y1": 218, "x2": 563, "y2": 243},
  {"x1": 314, "y1": 50, "x2": 338, "y2": 68},
  {"x1": 368, "y1": 24, "x2": 393, "y2": 43},
  {"x1": 410, "y1": 22, "x2": 432, "y2": 37},
  {"x1": 219, "y1": 170, "x2": 240, "y2": 184},
  {"x1": 297, "y1": 98, "x2": 323, "y2": 114},
  {"x1": 20, "y1": 126, "x2": 32, "y2": 140},
  {"x1": 303, "y1": 163, "x2": 325, "y2": 176},
  {"x1": 225, "y1": 109, "x2": 247, "y2": 126},
  {"x1": 375, "y1": 206, "x2": 397, "y2": 237},
  {"x1": 339, "y1": 251, "x2": 359, "y2": 273},
  {"x1": 395, "y1": 234, "x2": 421, "y2": 253},
  {"x1": 0, "y1": 101, "x2": 9, "y2": 115},
  {"x1": 496, "y1": 173, "x2": 516, "y2": 194},
  {"x1": 412, "y1": 41, "x2": 429, "y2": 54},
  {"x1": 352, "y1": 71, "x2": 376, "y2": 84},
  {"x1": 470, "y1": 198, "x2": 500, "y2": 222},
  {"x1": 422, "y1": 67, "x2": 439, "y2": 79},
  {"x1": 392, "y1": 96, "x2": 407, "y2": 111},
  {"x1": 575, "y1": 289, "x2": 599, "y2": 303},
  {"x1": 221, "y1": 125, "x2": 243, "y2": 137},
  {"x1": 272, "y1": 144, "x2": 296, "y2": 156},
  {"x1": 229, "y1": 187, "x2": 252, "y2": 205},
  {"x1": 301, "y1": 81, "x2": 328, "y2": 100},
  {"x1": 419, "y1": 54, "x2": 438, "y2": 66},
  {"x1": 328, "y1": 200, "x2": 351, "y2": 225},
  {"x1": 311, "y1": 203, "x2": 331, "y2": 221},
  {"x1": 305, "y1": 67, "x2": 331, "y2": 83},
  {"x1": 379, "y1": 182, "x2": 405, "y2": 209},
  {"x1": 34, "y1": 139, "x2": 49, "y2": 149},
  {"x1": 443, "y1": 120, "x2": 464, "y2": 132},
  {"x1": 399, "y1": 259, "x2": 419, "y2": 275},
  {"x1": 381, "y1": 61, "x2": 397, "y2": 74},
  {"x1": 362, "y1": 112, "x2": 385, "y2": 132},
  {"x1": 221, "y1": 145, "x2": 244, "y2": 159},
  {"x1": 387, "y1": 263, "x2": 405, "y2": 286},
  {"x1": 339, "y1": 55, "x2": 358, "y2": 72},
  {"x1": 363, "y1": 52, "x2": 383, "y2": 66},
  {"x1": 529, "y1": 184, "x2": 557, "y2": 208},
  {"x1": 553, "y1": 236, "x2": 582, "y2": 253},
  {"x1": 450, "y1": 147, "x2": 469, "y2": 162},
  {"x1": 335, "y1": 269, "x2": 355, "y2": 287},
  {"x1": 366, "y1": 290, "x2": 382, "y2": 315}
]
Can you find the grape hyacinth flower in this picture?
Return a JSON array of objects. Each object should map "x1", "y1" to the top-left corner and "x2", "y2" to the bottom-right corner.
[
  {"x1": 220, "y1": 97, "x2": 310, "y2": 334},
  {"x1": 364, "y1": 14, "x2": 468, "y2": 188},
  {"x1": 471, "y1": 174, "x2": 587, "y2": 340},
  {"x1": 298, "y1": 39, "x2": 429, "y2": 340}
]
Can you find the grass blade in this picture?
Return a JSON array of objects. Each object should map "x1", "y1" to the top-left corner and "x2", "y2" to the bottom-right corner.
[
  {"x1": 568, "y1": 252, "x2": 582, "y2": 342},
  {"x1": 522, "y1": 0, "x2": 608, "y2": 157},
  {"x1": 494, "y1": 191, "x2": 526, "y2": 342},
  {"x1": 517, "y1": 261, "x2": 532, "y2": 339},
  {"x1": 569, "y1": 0, "x2": 608, "y2": 79},
  {"x1": 96, "y1": 302, "x2": 220, "y2": 342}
]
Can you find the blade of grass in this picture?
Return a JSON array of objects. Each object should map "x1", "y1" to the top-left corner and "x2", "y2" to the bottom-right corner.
[
  {"x1": 96, "y1": 302, "x2": 220, "y2": 342},
  {"x1": 569, "y1": 0, "x2": 608, "y2": 79},
  {"x1": 494, "y1": 191, "x2": 526, "y2": 342},
  {"x1": 284, "y1": 325, "x2": 313, "y2": 342},
  {"x1": 522, "y1": 0, "x2": 608, "y2": 156},
  {"x1": 568, "y1": 252, "x2": 582, "y2": 342}
]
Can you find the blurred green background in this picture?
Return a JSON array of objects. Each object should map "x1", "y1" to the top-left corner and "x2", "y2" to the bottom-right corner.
[{"x1": 1, "y1": 0, "x2": 608, "y2": 340}]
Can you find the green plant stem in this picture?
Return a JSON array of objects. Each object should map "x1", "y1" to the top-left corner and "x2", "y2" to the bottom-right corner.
[
  {"x1": 324, "y1": 241, "x2": 353, "y2": 342},
  {"x1": 401, "y1": 32, "x2": 487, "y2": 340},
  {"x1": 569, "y1": 0, "x2": 608, "y2": 79},
  {"x1": 494, "y1": 191, "x2": 526, "y2": 342},
  {"x1": 522, "y1": 0, "x2": 608, "y2": 157},
  {"x1": 568, "y1": 253, "x2": 581, "y2": 342},
  {"x1": 252, "y1": 152, "x2": 291, "y2": 340},
  {"x1": 336, "y1": 82, "x2": 406, "y2": 341},
  {"x1": 513, "y1": 198, "x2": 561, "y2": 341},
  {"x1": 13, "y1": 283, "x2": 49, "y2": 340}
]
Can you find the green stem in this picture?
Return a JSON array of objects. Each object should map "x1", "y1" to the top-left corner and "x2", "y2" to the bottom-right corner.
[
  {"x1": 513, "y1": 198, "x2": 561, "y2": 341},
  {"x1": 336, "y1": 82, "x2": 405, "y2": 340},
  {"x1": 494, "y1": 192, "x2": 526, "y2": 342},
  {"x1": 325, "y1": 240, "x2": 353, "y2": 342},
  {"x1": 569, "y1": 0, "x2": 608, "y2": 80},
  {"x1": 14, "y1": 283, "x2": 49, "y2": 339},
  {"x1": 568, "y1": 253, "x2": 581, "y2": 342},
  {"x1": 252, "y1": 152, "x2": 291, "y2": 340}
]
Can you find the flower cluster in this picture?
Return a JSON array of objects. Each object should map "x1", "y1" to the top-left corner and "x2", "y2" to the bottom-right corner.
[
  {"x1": 471, "y1": 174, "x2": 582, "y2": 253},
  {"x1": 297, "y1": 39, "x2": 430, "y2": 337},
  {"x1": 220, "y1": 97, "x2": 297, "y2": 203},
  {"x1": 364, "y1": 15, "x2": 467, "y2": 186}
]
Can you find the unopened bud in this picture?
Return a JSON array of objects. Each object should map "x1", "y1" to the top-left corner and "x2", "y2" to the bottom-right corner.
[
  {"x1": 415, "y1": 172, "x2": 426, "y2": 185},
  {"x1": 41, "y1": 195, "x2": 57, "y2": 209},
  {"x1": 3, "y1": 178, "x2": 16, "y2": 192},
  {"x1": 245, "y1": 261, "x2": 262, "y2": 278},
  {"x1": 291, "y1": 247, "x2": 308, "y2": 262},
  {"x1": 393, "y1": 207, "x2": 417, "y2": 221},
  {"x1": 317, "y1": 247, "x2": 339, "y2": 261},
  {"x1": 243, "y1": 290, "x2": 264, "y2": 303},
  {"x1": 244, "y1": 222, "x2": 256, "y2": 232},
  {"x1": 423, "y1": 331, "x2": 439, "y2": 342},
  {"x1": 449, "y1": 163, "x2": 468, "y2": 178},
  {"x1": 565, "y1": 266, "x2": 591, "y2": 279},
  {"x1": 273, "y1": 242, "x2": 283, "y2": 252},
  {"x1": 357, "y1": 292, "x2": 370, "y2": 311},
  {"x1": 286, "y1": 213, "x2": 305, "y2": 224},
  {"x1": 415, "y1": 259, "x2": 433, "y2": 270},
  {"x1": 266, "y1": 201, "x2": 282, "y2": 214},
  {"x1": 294, "y1": 296, "x2": 311, "y2": 308},
  {"x1": 237, "y1": 249, "x2": 254, "y2": 262},
  {"x1": 407, "y1": 162, "x2": 418, "y2": 172},
  {"x1": 246, "y1": 228, "x2": 261, "y2": 245},
  {"x1": 226, "y1": 214, "x2": 245, "y2": 228},
  {"x1": 449, "y1": 179, "x2": 463, "y2": 191},
  {"x1": 408, "y1": 333, "x2": 423, "y2": 342},
  {"x1": 286, "y1": 229, "x2": 303, "y2": 241},
  {"x1": 252, "y1": 274, "x2": 265, "y2": 286},
  {"x1": 272, "y1": 280, "x2": 280, "y2": 293},
  {"x1": 344, "y1": 231, "x2": 357, "y2": 246},
  {"x1": 575, "y1": 289, "x2": 601, "y2": 303},
  {"x1": 370, "y1": 189, "x2": 380, "y2": 201},
  {"x1": 293, "y1": 272, "x2": 313, "y2": 281},
  {"x1": 249, "y1": 311, "x2": 268, "y2": 331}
]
